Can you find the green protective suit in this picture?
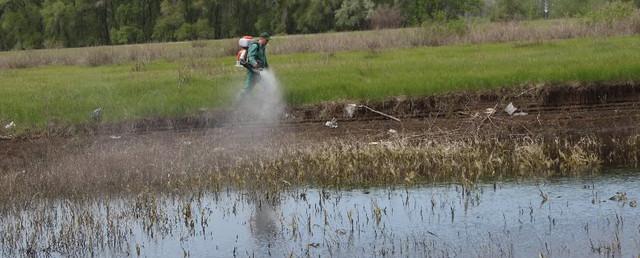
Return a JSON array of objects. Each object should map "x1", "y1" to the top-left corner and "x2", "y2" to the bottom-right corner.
[{"x1": 244, "y1": 41, "x2": 269, "y2": 92}]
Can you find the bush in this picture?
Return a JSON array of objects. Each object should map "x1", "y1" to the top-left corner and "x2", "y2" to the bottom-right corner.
[
  {"x1": 423, "y1": 19, "x2": 469, "y2": 36},
  {"x1": 491, "y1": 0, "x2": 527, "y2": 21},
  {"x1": 369, "y1": 5, "x2": 404, "y2": 29},
  {"x1": 194, "y1": 19, "x2": 214, "y2": 39},
  {"x1": 175, "y1": 23, "x2": 196, "y2": 41},
  {"x1": 335, "y1": 0, "x2": 375, "y2": 30},
  {"x1": 111, "y1": 26, "x2": 144, "y2": 45},
  {"x1": 584, "y1": 1, "x2": 637, "y2": 25}
]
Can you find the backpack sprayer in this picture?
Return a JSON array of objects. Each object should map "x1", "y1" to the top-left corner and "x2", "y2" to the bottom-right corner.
[
  {"x1": 235, "y1": 36, "x2": 252, "y2": 68},
  {"x1": 235, "y1": 36, "x2": 263, "y2": 73}
]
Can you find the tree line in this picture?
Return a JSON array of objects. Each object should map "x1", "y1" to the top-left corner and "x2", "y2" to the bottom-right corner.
[{"x1": 0, "y1": 0, "x2": 637, "y2": 51}]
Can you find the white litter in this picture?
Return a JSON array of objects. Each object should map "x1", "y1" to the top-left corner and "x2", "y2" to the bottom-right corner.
[
  {"x1": 504, "y1": 102, "x2": 517, "y2": 116},
  {"x1": 388, "y1": 129, "x2": 398, "y2": 135},
  {"x1": 91, "y1": 107, "x2": 103, "y2": 121},
  {"x1": 324, "y1": 117, "x2": 338, "y2": 129},
  {"x1": 513, "y1": 112, "x2": 528, "y2": 116},
  {"x1": 344, "y1": 104, "x2": 357, "y2": 118},
  {"x1": 4, "y1": 121, "x2": 15, "y2": 129},
  {"x1": 109, "y1": 135, "x2": 121, "y2": 139}
]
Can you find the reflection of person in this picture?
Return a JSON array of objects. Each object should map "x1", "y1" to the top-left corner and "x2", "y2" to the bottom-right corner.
[
  {"x1": 248, "y1": 195, "x2": 281, "y2": 254},
  {"x1": 250, "y1": 201, "x2": 279, "y2": 242},
  {"x1": 241, "y1": 32, "x2": 270, "y2": 97}
]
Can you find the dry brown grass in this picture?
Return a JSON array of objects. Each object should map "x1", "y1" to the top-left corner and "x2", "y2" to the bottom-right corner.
[
  {"x1": 2, "y1": 132, "x2": 636, "y2": 202},
  {"x1": 1, "y1": 12, "x2": 639, "y2": 69}
]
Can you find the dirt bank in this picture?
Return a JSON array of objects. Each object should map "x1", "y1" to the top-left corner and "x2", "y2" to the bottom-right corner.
[{"x1": 2, "y1": 82, "x2": 640, "y2": 173}]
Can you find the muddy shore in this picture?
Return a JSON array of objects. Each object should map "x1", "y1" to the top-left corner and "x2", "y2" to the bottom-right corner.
[{"x1": 3, "y1": 82, "x2": 640, "y2": 168}]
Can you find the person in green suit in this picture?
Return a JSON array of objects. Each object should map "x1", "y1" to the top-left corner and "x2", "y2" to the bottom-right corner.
[{"x1": 241, "y1": 32, "x2": 270, "y2": 97}]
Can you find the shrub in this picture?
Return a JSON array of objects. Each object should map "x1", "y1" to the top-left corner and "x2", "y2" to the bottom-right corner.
[
  {"x1": 369, "y1": 5, "x2": 404, "y2": 30},
  {"x1": 584, "y1": 1, "x2": 637, "y2": 25},
  {"x1": 111, "y1": 26, "x2": 144, "y2": 45}
]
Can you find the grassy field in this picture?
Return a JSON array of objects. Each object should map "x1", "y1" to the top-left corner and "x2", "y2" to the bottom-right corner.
[{"x1": 1, "y1": 34, "x2": 640, "y2": 132}]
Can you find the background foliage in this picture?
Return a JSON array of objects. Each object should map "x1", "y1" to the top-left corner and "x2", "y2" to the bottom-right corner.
[{"x1": 0, "y1": 0, "x2": 637, "y2": 50}]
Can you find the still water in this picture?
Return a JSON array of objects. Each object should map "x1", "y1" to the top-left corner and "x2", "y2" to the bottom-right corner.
[{"x1": 2, "y1": 171, "x2": 639, "y2": 257}]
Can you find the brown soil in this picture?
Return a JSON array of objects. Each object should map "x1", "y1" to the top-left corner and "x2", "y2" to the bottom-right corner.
[{"x1": 2, "y1": 82, "x2": 640, "y2": 172}]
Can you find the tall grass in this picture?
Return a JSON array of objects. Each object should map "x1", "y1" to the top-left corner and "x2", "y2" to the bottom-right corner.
[
  {"x1": 1, "y1": 12, "x2": 639, "y2": 69},
  {"x1": 3, "y1": 133, "x2": 633, "y2": 201}
]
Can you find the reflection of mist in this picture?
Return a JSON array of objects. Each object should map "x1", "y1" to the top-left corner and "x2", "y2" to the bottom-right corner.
[{"x1": 249, "y1": 197, "x2": 281, "y2": 246}]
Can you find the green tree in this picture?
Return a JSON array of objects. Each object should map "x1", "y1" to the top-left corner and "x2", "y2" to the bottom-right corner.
[
  {"x1": 111, "y1": 2, "x2": 144, "y2": 44},
  {"x1": 41, "y1": 0, "x2": 73, "y2": 47},
  {"x1": 335, "y1": 0, "x2": 375, "y2": 30},
  {"x1": 152, "y1": 0, "x2": 185, "y2": 41},
  {"x1": 193, "y1": 18, "x2": 213, "y2": 38},
  {"x1": 294, "y1": 0, "x2": 342, "y2": 33},
  {"x1": 400, "y1": 0, "x2": 428, "y2": 25},
  {"x1": 396, "y1": 0, "x2": 480, "y2": 25},
  {"x1": 0, "y1": 0, "x2": 44, "y2": 50},
  {"x1": 424, "y1": 0, "x2": 481, "y2": 20},
  {"x1": 492, "y1": 0, "x2": 527, "y2": 21}
]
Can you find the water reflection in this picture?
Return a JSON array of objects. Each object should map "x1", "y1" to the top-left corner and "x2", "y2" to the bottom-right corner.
[
  {"x1": 249, "y1": 195, "x2": 280, "y2": 247},
  {"x1": 1, "y1": 171, "x2": 639, "y2": 258}
]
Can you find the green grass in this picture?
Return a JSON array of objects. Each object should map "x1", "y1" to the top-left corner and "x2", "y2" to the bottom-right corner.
[
  {"x1": 1, "y1": 35, "x2": 640, "y2": 132},
  {"x1": 281, "y1": 36, "x2": 640, "y2": 104}
]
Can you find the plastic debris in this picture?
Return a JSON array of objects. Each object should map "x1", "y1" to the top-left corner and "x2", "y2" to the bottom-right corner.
[
  {"x1": 504, "y1": 103, "x2": 529, "y2": 116},
  {"x1": 284, "y1": 113, "x2": 294, "y2": 119},
  {"x1": 344, "y1": 104, "x2": 357, "y2": 118},
  {"x1": 4, "y1": 121, "x2": 15, "y2": 129},
  {"x1": 109, "y1": 135, "x2": 121, "y2": 140},
  {"x1": 388, "y1": 129, "x2": 398, "y2": 135},
  {"x1": 324, "y1": 117, "x2": 338, "y2": 128},
  {"x1": 504, "y1": 102, "x2": 517, "y2": 116},
  {"x1": 2, "y1": 122, "x2": 16, "y2": 139},
  {"x1": 91, "y1": 107, "x2": 103, "y2": 122}
]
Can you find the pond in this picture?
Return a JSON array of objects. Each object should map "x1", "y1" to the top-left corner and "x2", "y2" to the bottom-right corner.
[{"x1": 1, "y1": 170, "x2": 638, "y2": 258}]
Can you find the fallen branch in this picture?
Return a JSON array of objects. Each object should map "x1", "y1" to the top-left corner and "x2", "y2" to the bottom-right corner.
[{"x1": 359, "y1": 105, "x2": 401, "y2": 122}]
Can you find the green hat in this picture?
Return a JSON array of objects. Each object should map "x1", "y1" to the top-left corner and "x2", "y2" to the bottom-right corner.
[{"x1": 259, "y1": 32, "x2": 271, "y2": 40}]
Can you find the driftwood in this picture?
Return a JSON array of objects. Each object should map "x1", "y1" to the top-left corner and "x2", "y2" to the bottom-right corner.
[{"x1": 358, "y1": 105, "x2": 401, "y2": 122}]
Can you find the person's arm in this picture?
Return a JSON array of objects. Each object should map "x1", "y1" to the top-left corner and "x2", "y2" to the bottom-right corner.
[{"x1": 247, "y1": 43, "x2": 259, "y2": 68}]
